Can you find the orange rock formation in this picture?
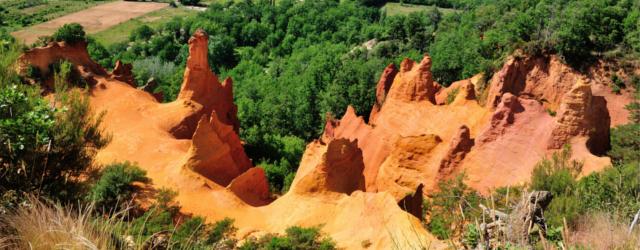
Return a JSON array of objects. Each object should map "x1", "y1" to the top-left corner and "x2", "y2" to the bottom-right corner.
[
  {"x1": 17, "y1": 31, "x2": 445, "y2": 249},
  {"x1": 321, "y1": 53, "x2": 632, "y2": 207}
]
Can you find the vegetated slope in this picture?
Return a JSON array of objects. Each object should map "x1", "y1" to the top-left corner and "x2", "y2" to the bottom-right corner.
[{"x1": 17, "y1": 31, "x2": 443, "y2": 249}]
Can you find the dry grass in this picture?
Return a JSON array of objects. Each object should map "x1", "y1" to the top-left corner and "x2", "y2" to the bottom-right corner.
[
  {"x1": 565, "y1": 213, "x2": 640, "y2": 250},
  {"x1": 0, "y1": 197, "x2": 118, "y2": 250}
]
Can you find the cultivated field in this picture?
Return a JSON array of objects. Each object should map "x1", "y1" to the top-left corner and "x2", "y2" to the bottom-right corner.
[
  {"x1": 11, "y1": 1, "x2": 169, "y2": 45},
  {"x1": 91, "y1": 7, "x2": 196, "y2": 46}
]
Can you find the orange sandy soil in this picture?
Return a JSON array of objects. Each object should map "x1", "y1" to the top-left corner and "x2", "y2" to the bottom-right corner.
[{"x1": 11, "y1": 1, "x2": 168, "y2": 45}]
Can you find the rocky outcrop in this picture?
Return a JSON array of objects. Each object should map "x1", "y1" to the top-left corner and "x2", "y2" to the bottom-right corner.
[
  {"x1": 18, "y1": 41, "x2": 107, "y2": 77},
  {"x1": 386, "y1": 55, "x2": 438, "y2": 104},
  {"x1": 291, "y1": 139, "x2": 366, "y2": 195},
  {"x1": 111, "y1": 60, "x2": 135, "y2": 86},
  {"x1": 369, "y1": 63, "x2": 398, "y2": 123},
  {"x1": 375, "y1": 135, "x2": 442, "y2": 218},
  {"x1": 477, "y1": 93, "x2": 524, "y2": 143},
  {"x1": 439, "y1": 125, "x2": 474, "y2": 177},
  {"x1": 138, "y1": 78, "x2": 163, "y2": 102},
  {"x1": 17, "y1": 41, "x2": 108, "y2": 89},
  {"x1": 227, "y1": 167, "x2": 272, "y2": 207},
  {"x1": 321, "y1": 113, "x2": 340, "y2": 144},
  {"x1": 183, "y1": 114, "x2": 252, "y2": 186},
  {"x1": 548, "y1": 80, "x2": 610, "y2": 154},
  {"x1": 177, "y1": 30, "x2": 240, "y2": 135}
]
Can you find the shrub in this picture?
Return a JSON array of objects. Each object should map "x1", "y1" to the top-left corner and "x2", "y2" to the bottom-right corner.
[
  {"x1": 52, "y1": 23, "x2": 86, "y2": 44},
  {"x1": 179, "y1": 0, "x2": 200, "y2": 6},
  {"x1": 240, "y1": 226, "x2": 336, "y2": 250},
  {"x1": 462, "y1": 223, "x2": 480, "y2": 249},
  {"x1": 206, "y1": 217, "x2": 237, "y2": 245},
  {"x1": 87, "y1": 38, "x2": 112, "y2": 69},
  {"x1": 424, "y1": 174, "x2": 481, "y2": 240},
  {"x1": 445, "y1": 87, "x2": 459, "y2": 104},
  {"x1": 88, "y1": 161, "x2": 148, "y2": 210},
  {"x1": 427, "y1": 214, "x2": 451, "y2": 240},
  {"x1": 131, "y1": 56, "x2": 179, "y2": 92},
  {"x1": 129, "y1": 25, "x2": 154, "y2": 42},
  {"x1": 0, "y1": 77, "x2": 107, "y2": 202},
  {"x1": 530, "y1": 145, "x2": 581, "y2": 196},
  {"x1": 609, "y1": 124, "x2": 640, "y2": 164}
]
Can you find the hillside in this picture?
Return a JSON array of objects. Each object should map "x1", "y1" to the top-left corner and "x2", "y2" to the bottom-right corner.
[{"x1": 1, "y1": 0, "x2": 639, "y2": 249}]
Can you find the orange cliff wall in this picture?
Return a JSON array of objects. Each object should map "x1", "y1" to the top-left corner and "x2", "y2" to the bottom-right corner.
[
  {"x1": 17, "y1": 30, "x2": 444, "y2": 249},
  {"x1": 321, "y1": 53, "x2": 632, "y2": 203}
]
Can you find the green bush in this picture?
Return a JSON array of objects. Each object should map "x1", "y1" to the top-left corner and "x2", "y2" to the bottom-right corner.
[
  {"x1": 240, "y1": 226, "x2": 336, "y2": 250},
  {"x1": 427, "y1": 214, "x2": 451, "y2": 240},
  {"x1": 424, "y1": 174, "x2": 481, "y2": 240},
  {"x1": 609, "y1": 124, "x2": 640, "y2": 164},
  {"x1": 462, "y1": 223, "x2": 480, "y2": 249},
  {"x1": 52, "y1": 23, "x2": 86, "y2": 44},
  {"x1": 88, "y1": 161, "x2": 148, "y2": 210},
  {"x1": 129, "y1": 25, "x2": 155, "y2": 42},
  {"x1": 179, "y1": 0, "x2": 200, "y2": 6},
  {"x1": 207, "y1": 217, "x2": 237, "y2": 245},
  {"x1": 530, "y1": 145, "x2": 580, "y2": 196},
  {"x1": 0, "y1": 78, "x2": 107, "y2": 202}
]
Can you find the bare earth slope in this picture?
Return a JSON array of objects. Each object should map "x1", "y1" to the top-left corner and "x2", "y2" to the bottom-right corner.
[{"x1": 17, "y1": 31, "x2": 442, "y2": 249}]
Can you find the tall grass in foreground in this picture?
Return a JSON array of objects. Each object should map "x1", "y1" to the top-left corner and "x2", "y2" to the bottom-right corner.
[
  {"x1": 0, "y1": 197, "x2": 118, "y2": 250},
  {"x1": 565, "y1": 212, "x2": 640, "y2": 250}
]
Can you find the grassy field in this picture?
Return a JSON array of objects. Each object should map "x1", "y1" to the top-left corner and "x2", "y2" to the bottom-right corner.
[
  {"x1": 90, "y1": 7, "x2": 197, "y2": 46},
  {"x1": 382, "y1": 2, "x2": 457, "y2": 16},
  {"x1": 11, "y1": 1, "x2": 171, "y2": 45},
  {"x1": 0, "y1": 0, "x2": 114, "y2": 30}
]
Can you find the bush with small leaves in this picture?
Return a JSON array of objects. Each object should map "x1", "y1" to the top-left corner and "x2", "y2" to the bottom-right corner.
[
  {"x1": 52, "y1": 23, "x2": 86, "y2": 44},
  {"x1": 88, "y1": 161, "x2": 148, "y2": 210}
]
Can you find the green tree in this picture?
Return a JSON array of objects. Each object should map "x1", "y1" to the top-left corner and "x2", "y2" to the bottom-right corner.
[{"x1": 52, "y1": 23, "x2": 86, "y2": 44}]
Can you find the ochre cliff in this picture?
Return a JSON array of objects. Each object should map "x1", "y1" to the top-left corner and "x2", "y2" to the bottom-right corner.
[
  {"x1": 17, "y1": 30, "x2": 445, "y2": 249},
  {"x1": 176, "y1": 30, "x2": 239, "y2": 137},
  {"x1": 319, "y1": 53, "x2": 632, "y2": 205}
]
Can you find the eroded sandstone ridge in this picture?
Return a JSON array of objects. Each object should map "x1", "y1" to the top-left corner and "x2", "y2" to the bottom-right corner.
[
  {"x1": 177, "y1": 30, "x2": 239, "y2": 137},
  {"x1": 17, "y1": 30, "x2": 444, "y2": 249},
  {"x1": 318, "y1": 52, "x2": 633, "y2": 219}
]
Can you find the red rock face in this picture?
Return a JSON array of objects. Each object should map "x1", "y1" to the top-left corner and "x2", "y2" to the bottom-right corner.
[
  {"x1": 310, "y1": 53, "x2": 628, "y2": 199},
  {"x1": 111, "y1": 60, "x2": 135, "y2": 87},
  {"x1": 227, "y1": 167, "x2": 272, "y2": 206},
  {"x1": 369, "y1": 63, "x2": 398, "y2": 123},
  {"x1": 17, "y1": 41, "x2": 108, "y2": 89},
  {"x1": 177, "y1": 30, "x2": 240, "y2": 137},
  {"x1": 439, "y1": 125, "x2": 474, "y2": 177},
  {"x1": 386, "y1": 56, "x2": 438, "y2": 104},
  {"x1": 291, "y1": 138, "x2": 366, "y2": 195},
  {"x1": 184, "y1": 113, "x2": 252, "y2": 186},
  {"x1": 548, "y1": 80, "x2": 610, "y2": 154},
  {"x1": 477, "y1": 93, "x2": 524, "y2": 143}
]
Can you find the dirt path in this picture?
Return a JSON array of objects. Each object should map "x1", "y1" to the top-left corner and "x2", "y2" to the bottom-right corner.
[{"x1": 12, "y1": 1, "x2": 168, "y2": 45}]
